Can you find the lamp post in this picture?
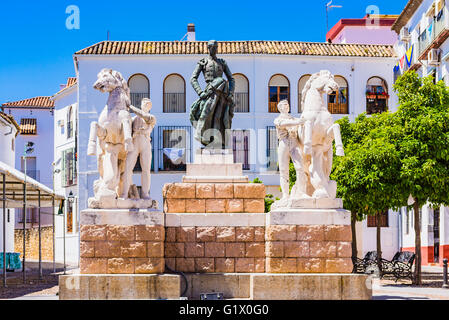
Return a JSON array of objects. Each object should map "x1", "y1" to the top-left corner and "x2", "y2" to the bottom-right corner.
[
  {"x1": 51, "y1": 162, "x2": 60, "y2": 273},
  {"x1": 22, "y1": 141, "x2": 34, "y2": 284},
  {"x1": 66, "y1": 191, "x2": 75, "y2": 275}
]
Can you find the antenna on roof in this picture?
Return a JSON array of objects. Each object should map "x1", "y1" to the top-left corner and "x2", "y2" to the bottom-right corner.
[{"x1": 326, "y1": 0, "x2": 343, "y2": 38}]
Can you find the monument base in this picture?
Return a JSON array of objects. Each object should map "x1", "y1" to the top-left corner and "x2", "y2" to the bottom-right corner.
[{"x1": 58, "y1": 274, "x2": 180, "y2": 300}]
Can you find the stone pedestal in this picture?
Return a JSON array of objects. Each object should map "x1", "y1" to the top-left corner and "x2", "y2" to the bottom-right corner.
[
  {"x1": 79, "y1": 209, "x2": 165, "y2": 274},
  {"x1": 265, "y1": 208, "x2": 352, "y2": 273}
]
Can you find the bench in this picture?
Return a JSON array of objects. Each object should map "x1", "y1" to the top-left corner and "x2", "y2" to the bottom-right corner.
[
  {"x1": 381, "y1": 251, "x2": 415, "y2": 282},
  {"x1": 352, "y1": 251, "x2": 378, "y2": 274}
]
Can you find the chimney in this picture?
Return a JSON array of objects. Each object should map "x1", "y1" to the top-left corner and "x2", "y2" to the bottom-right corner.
[{"x1": 187, "y1": 23, "x2": 196, "y2": 41}]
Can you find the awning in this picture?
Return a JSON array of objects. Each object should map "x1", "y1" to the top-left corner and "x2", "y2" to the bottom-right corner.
[{"x1": 0, "y1": 161, "x2": 65, "y2": 208}]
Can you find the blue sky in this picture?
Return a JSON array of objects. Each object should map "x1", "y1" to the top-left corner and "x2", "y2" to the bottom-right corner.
[{"x1": 0, "y1": 0, "x2": 407, "y2": 103}]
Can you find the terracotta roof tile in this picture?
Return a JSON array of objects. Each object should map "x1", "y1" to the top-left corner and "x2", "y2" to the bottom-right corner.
[
  {"x1": 0, "y1": 111, "x2": 20, "y2": 133},
  {"x1": 2, "y1": 96, "x2": 54, "y2": 109},
  {"x1": 75, "y1": 40, "x2": 395, "y2": 58}
]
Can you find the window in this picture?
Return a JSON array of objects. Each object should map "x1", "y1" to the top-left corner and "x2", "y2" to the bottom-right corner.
[
  {"x1": 158, "y1": 126, "x2": 191, "y2": 171},
  {"x1": 269, "y1": 74, "x2": 290, "y2": 113},
  {"x1": 62, "y1": 148, "x2": 77, "y2": 187},
  {"x1": 366, "y1": 77, "x2": 389, "y2": 114},
  {"x1": 128, "y1": 74, "x2": 150, "y2": 108},
  {"x1": 21, "y1": 156, "x2": 38, "y2": 181},
  {"x1": 367, "y1": 210, "x2": 389, "y2": 228},
  {"x1": 67, "y1": 106, "x2": 74, "y2": 139},
  {"x1": 20, "y1": 118, "x2": 37, "y2": 135},
  {"x1": 230, "y1": 130, "x2": 250, "y2": 170},
  {"x1": 133, "y1": 131, "x2": 155, "y2": 173},
  {"x1": 233, "y1": 74, "x2": 249, "y2": 112},
  {"x1": 267, "y1": 126, "x2": 279, "y2": 171},
  {"x1": 163, "y1": 74, "x2": 186, "y2": 113},
  {"x1": 328, "y1": 76, "x2": 349, "y2": 114},
  {"x1": 298, "y1": 75, "x2": 311, "y2": 113},
  {"x1": 17, "y1": 208, "x2": 37, "y2": 224}
]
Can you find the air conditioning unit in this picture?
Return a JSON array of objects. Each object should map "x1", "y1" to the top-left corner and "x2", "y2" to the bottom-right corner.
[
  {"x1": 400, "y1": 27, "x2": 411, "y2": 42},
  {"x1": 428, "y1": 48, "x2": 441, "y2": 66}
]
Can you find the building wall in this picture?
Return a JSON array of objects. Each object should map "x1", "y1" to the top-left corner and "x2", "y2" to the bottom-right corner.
[
  {"x1": 14, "y1": 226, "x2": 53, "y2": 261},
  {"x1": 333, "y1": 26, "x2": 398, "y2": 45},
  {"x1": 76, "y1": 54, "x2": 397, "y2": 214},
  {"x1": 0, "y1": 116, "x2": 18, "y2": 253}
]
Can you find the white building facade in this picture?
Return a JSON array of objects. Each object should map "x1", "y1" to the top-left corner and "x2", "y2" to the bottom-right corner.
[
  {"x1": 51, "y1": 78, "x2": 79, "y2": 265},
  {"x1": 392, "y1": 0, "x2": 449, "y2": 266}
]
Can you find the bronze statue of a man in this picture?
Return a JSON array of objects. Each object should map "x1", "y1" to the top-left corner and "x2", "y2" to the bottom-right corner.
[{"x1": 190, "y1": 40, "x2": 235, "y2": 148}]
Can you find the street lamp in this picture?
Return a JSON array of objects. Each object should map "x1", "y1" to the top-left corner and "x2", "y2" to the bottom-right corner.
[
  {"x1": 22, "y1": 141, "x2": 34, "y2": 283},
  {"x1": 52, "y1": 161, "x2": 61, "y2": 273},
  {"x1": 66, "y1": 191, "x2": 75, "y2": 275}
]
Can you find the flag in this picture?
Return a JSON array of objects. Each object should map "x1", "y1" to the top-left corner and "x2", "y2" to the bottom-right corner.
[
  {"x1": 399, "y1": 55, "x2": 405, "y2": 71},
  {"x1": 405, "y1": 45, "x2": 414, "y2": 67}
]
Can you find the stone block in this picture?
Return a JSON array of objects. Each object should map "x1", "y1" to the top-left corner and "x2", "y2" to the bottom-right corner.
[
  {"x1": 216, "y1": 227, "x2": 236, "y2": 242},
  {"x1": 309, "y1": 241, "x2": 337, "y2": 258},
  {"x1": 196, "y1": 184, "x2": 215, "y2": 199},
  {"x1": 225, "y1": 242, "x2": 245, "y2": 257},
  {"x1": 134, "y1": 258, "x2": 164, "y2": 274},
  {"x1": 284, "y1": 241, "x2": 309, "y2": 258},
  {"x1": 163, "y1": 183, "x2": 195, "y2": 199},
  {"x1": 164, "y1": 199, "x2": 186, "y2": 213},
  {"x1": 234, "y1": 184, "x2": 266, "y2": 199},
  {"x1": 266, "y1": 258, "x2": 297, "y2": 273},
  {"x1": 341, "y1": 275, "x2": 372, "y2": 300},
  {"x1": 164, "y1": 242, "x2": 184, "y2": 257},
  {"x1": 165, "y1": 227, "x2": 176, "y2": 242},
  {"x1": 297, "y1": 258, "x2": 325, "y2": 273},
  {"x1": 205, "y1": 199, "x2": 226, "y2": 213},
  {"x1": 106, "y1": 226, "x2": 135, "y2": 241},
  {"x1": 337, "y1": 242, "x2": 352, "y2": 258},
  {"x1": 121, "y1": 241, "x2": 147, "y2": 258},
  {"x1": 226, "y1": 199, "x2": 244, "y2": 213},
  {"x1": 176, "y1": 227, "x2": 196, "y2": 242},
  {"x1": 266, "y1": 241, "x2": 284, "y2": 258},
  {"x1": 108, "y1": 258, "x2": 134, "y2": 274},
  {"x1": 255, "y1": 258, "x2": 265, "y2": 273},
  {"x1": 81, "y1": 209, "x2": 164, "y2": 226},
  {"x1": 254, "y1": 227, "x2": 265, "y2": 242},
  {"x1": 324, "y1": 225, "x2": 352, "y2": 241},
  {"x1": 80, "y1": 241, "x2": 95, "y2": 258},
  {"x1": 58, "y1": 275, "x2": 90, "y2": 300},
  {"x1": 245, "y1": 242, "x2": 265, "y2": 258},
  {"x1": 196, "y1": 227, "x2": 216, "y2": 242},
  {"x1": 325, "y1": 258, "x2": 353, "y2": 273},
  {"x1": 195, "y1": 258, "x2": 215, "y2": 273},
  {"x1": 185, "y1": 243, "x2": 205, "y2": 258},
  {"x1": 215, "y1": 258, "x2": 235, "y2": 273},
  {"x1": 268, "y1": 209, "x2": 351, "y2": 226},
  {"x1": 235, "y1": 258, "x2": 255, "y2": 272},
  {"x1": 185, "y1": 274, "x2": 250, "y2": 299},
  {"x1": 244, "y1": 199, "x2": 265, "y2": 213},
  {"x1": 165, "y1": 258, "x2": 176, "y2": 271},
  {"x1": 215, "y1": 183, "x2": 234, "y2": 198},
  {"x1": 80, "y1": 258, "x2": 107, "y2": 274},
  {"x1": 236, "y1": 227, "x2": 255, "y2": 242},
  {"x1": 205, "y1": 242, "x2": 225, "y2": 257},
  {"x1": 185, "y1": 199, "x2": 206, "y2": 213},
  {"x1": 297, "y1": 225, "x2": 324, "y2": 241},
  {"x1": 80, "y1": 225, "x2": 107, "y2": 241},
  {"x1": 147, "y1": 242, "x2": 164, "y2": 258},
  {"x1": 94, "y1": 241, "x2": 120, "y2": 258},
  {"x1": 266, "y1": 225, "x2": 296, "y2": 241},
  {"x1": 176, "y1": 258, "x2": 195, "y2": 272},
  {"x1": 135, "y1": 225, "x2": 164, "y2": 241}
]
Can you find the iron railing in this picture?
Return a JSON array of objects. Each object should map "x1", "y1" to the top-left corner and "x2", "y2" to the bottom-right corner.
[
  {"x1": 267, "y1": 126, "x2": 279, "y2": 171},
  {"x1": 234, "y1": 92, "x2": 249, "y2": 113},
  {"x1": 130, "y1": 92, "x2": 150, "y2": 108},
  {"x1": 417, "y1": 9, "x2": 447, "y2": 58},
  {"x1": 231, "y1": 130, "x2": 250, "y2": 170},
  {"x1": 163, "y1": 93, "x2": 186, "y2": 113}
]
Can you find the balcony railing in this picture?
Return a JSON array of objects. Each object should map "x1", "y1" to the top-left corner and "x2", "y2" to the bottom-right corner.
[
  {"x1": 130, "y1": 92, "x2": 150, "y2": 108},
  {"x1": 163, "y1": 93, "x2": 186, "y2": 113},
  {"x1": 328, "y1": 103, "x2": 348, "y2": 114},
  {"x1": 417, "y1": 9, "x2": 447, "y2": 59},
  {"x1": 234, "y1": 92, "x2": 249, "y2": 112}
]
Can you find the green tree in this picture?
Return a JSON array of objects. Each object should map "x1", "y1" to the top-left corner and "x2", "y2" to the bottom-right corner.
[
  {"x1": 332, "y1": 112, "x2": 406, "y2": 271},
  {"x1": 393, "y1": 71, "x2": 449, "y2": 284}
]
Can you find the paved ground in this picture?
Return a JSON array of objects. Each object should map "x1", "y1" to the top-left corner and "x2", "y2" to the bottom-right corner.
[{"x1": 1, "y1": 262, "x2": 448, "y2": 300}]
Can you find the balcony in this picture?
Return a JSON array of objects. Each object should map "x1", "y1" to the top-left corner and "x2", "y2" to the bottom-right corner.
[
  {"x1": 130, "y1": 92, "x2": 150, "y2": 108},
  {"x1": 417, "y1": 9, "x2": 449, "y2": 60},
  {"x1": 234, "y1": 92, "x2": 249, "y2": 112},
  {"x1": 163, "y1": 93, "x2": 186, "y2": 113}
]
